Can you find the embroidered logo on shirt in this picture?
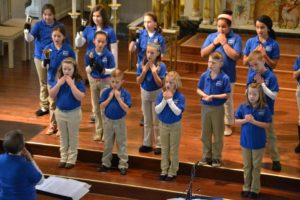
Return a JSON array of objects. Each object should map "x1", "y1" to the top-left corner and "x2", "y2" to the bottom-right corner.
[
  {"x1": 265, "y1": 79, "x2": 269, "y2": 86},
  {"x1": 154, "y1": 38, "x2": 158, "y2": 43},
  {"x1": 265, "y1": 45, "x2": 272, "y2": 52},
  {"x1": 102, "y1": 57, "x2": 108, "y2": 63},
  {"x1": 63, "y1": 51, "x2": 69, "y2": 56},
  {"x1": 228, "y1": 39, "x2": 234, "y2": 45},
  {"x1": 216, "y1": 81, "x2": 223, "y2": 87},
  {"x1": 257, "y1": 109, "x2": 265, "y2": 116}
]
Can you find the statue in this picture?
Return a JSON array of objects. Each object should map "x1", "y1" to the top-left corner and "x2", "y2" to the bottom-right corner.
[{"x1": 281, "y1": 0, "x2": 300, "y2": 29}]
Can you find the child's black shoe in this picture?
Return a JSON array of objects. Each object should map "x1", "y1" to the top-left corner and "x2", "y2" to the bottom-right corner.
[
  {"x1": 249, "y1": 192, "x2": 259, "y2": 199},
  {"x1": 97, "y1": 165, "x2": 110, "y2": 172},
  {"x1": 119, "y1": 168, "x2": 127, "y2": 175},
  {"x1": 139, "y1": 145, "x2": 153, "y2": 153},
  {"x1": 153, "y1": 148, "x2": 161, "y2": 155},
  {"x1": 272, "y1": 161, "x2": 281, "y2": 171},
  {"x1": 240, "y1": 191, "x2": 250, "y2": 197}
]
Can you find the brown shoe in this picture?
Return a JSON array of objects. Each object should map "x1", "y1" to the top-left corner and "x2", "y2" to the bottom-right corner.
[{"x1": 93, "y1": 134, "x2": 102, "y2": 141}]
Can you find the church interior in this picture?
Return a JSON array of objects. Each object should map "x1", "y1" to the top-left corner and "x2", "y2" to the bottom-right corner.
[{"x1": 0, "y1": 0, "x2": 300, "y2": 199}]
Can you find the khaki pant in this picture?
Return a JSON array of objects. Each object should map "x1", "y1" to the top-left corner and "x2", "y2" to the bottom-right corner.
[
  {"x1": 88, "y1": 75, "x2": 110, "y2": 138},
  {"x1": 224, "y1": 83, "x2": 235, "y2": 125},
  {"x1": 141, "y1": 88, "x2": 161, "y2": 148},
  {"x1": 47, "y1": 85, "x2": 56, "y2": 127},
  {"x1": 34, "y1": 58, "x2": 49, "y2": 110},
  {"x1": 201, "y1": 104, "x2": 224, "y2": 160},
  {"x1": 55, "y1": 108, "x2": 82, "y2": 164},
  {"x1": 296, "y1": 85, "x2": 300, "y2": 125},
  {"x1": 242, "y1": 147, "x2": 264, "y2": 193},
  {"x1": 160, "y1": 121, "x2": 181, "y2": 176},
  {"x1": 266, "y1": 117, "x2": 280, "y2": 161},
  {"x1": 102, "y1": 117, "x2": 128, "y2": 169}
]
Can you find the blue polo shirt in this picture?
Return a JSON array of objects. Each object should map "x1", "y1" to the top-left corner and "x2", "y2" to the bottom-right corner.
[
  {"x1": 136, "y1": 29, "x2": 166, "y2": 64},
  {"x1": 244, "y1": 36, "x2": 280, "y2": 77},
  {"x1": 246, "y1": 69, "x2": 279, "y2": 115},
  {"x1": 235, "y1": 103, "x2": 272, "y2": 149},
  {"x1": 0, "y1": 154, "x2": 42, "y2": 200},
  {"x1": 84, "y1": 48, "x2": 115, "y2": 79},
  {"x1": 197, "y1": 70, "x2": 231, "y2": 106},
  {"x1": 51, "y1": 80, "x2": 85, "y2": 111},
  {"x1": 44, "y1": 42, "x2": 76, "y2": 86},
  {"x1": 156, "y1": 90, "x2": 185, "y2": 124},
  {"x1": 136, "y1": 62, "x2": 167, "y2": 91},
  {"x1": 201, "y1": 30, "x2": 242, "y2": 83},
  {"x1": 99, "y1": 88, "x2": 132, "y2": 120},
  {"x1": 30, "y1": 20, "x2": 68, "y2": 60},
  {"x1": 293, "y1": 56, "x2": 300, "y2": 85}
]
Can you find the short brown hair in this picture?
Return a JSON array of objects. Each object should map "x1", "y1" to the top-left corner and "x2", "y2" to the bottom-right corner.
[
  {"x1": 42, "y1": 4, "x2": 55, "y2": 15},
  {"x1": 111, "y1": 69, "x2": 124, "y2": 79},
  {"x1": 209, "y1": 51, "x2": 224, "y2": 62},
  {"x1": 3, "y1": 130, "x2": 25, "y2": 154},
  {"x1": 248, "y1": 50, "x2": 263, "y2": 62}
]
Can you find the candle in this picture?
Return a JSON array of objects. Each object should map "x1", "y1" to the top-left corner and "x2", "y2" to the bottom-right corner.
[
  {"x1": 113, "y1": 0, "x2": 117, "y2": 4},
  {"x1": 91, "y1": 0, "x2": 96, "y2": 7},
  {"x1": 72, "y1": 0, "x2": 76, "y2": 13}
]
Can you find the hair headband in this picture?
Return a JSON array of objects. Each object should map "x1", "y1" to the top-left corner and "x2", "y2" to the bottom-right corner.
[
  {"x1": 148, "y1": 42, "x2": 161, "y2": 52},
  {"x1": 218, "y1": 14, "x2": 232, "y2": 22}
]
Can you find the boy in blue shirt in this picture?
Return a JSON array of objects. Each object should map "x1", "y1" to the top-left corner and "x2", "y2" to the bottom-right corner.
[
  {"x1": 246, "y1": 50, "x2": 281, "y2": 171},
  {"x1": 197, "y1": 52, "x2": 231, "y2": 167},
  {"x1": 85, "y1": 31, "x2": 116, "y2": 141},
  {"x1": 97, "y1": 69, "x2": 132, "y2": 175}
]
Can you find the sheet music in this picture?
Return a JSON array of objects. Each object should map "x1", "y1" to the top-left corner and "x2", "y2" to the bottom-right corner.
[{"x1": 36, "y1": 176, "x2": 91, "y2": 200}]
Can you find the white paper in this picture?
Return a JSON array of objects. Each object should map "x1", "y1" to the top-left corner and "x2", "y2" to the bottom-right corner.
[{"x1": 36, "y1": 176, "x2": 91, "y2": 200}]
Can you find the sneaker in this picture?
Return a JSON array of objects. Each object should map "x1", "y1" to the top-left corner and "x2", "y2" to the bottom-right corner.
[
  {"x1": 58, "y1": 162, "x2": 66, "y2": 168},
  {"x1": 65, "y1": 163, "x2": 75, "y2": 169},
  {"x1": 224, "y1": 125, "x2": 232, "y2": 136},
  {"x1": 139, "y1": 145, "x2": 153, "y2": 153},
  {"x1": 241, "y1": 191, "x2": 250, "y2": 197},
  {"x1": 139, "y1": 116, "x2": 144, "y2": 126},
  {"x1": 46, "y1": 125, "x2": 58, "y2": 135},
  {"x1": 198, "y1": 157, "x2": 212, "y2": 166},
  {"x1": 212, "y1": 159, "x2": 221, "y2": 167},
  {"x1": 249, "y1": 192, "x2": 259, "y2": 199},
  {"x1": 159, "y1": 173, "x2": 167, "y2": 181},
  {"x1": 272, "y1": 161, "x2": 282, "y2": 172},
  {"x1": 153, "y1": 148, "x2": 161, "y2": 155},
  {"x1": 295, "y1": 143, "x2": 300, "y2": 153},
  {"x1": 97, "y1": 165, "x2": 110, "y2": 172},
  {"x1": 35, "y1": 108, "x2": 49, "y2": 116},
  {"x1": 165, "y1": 175, "x2": 176, "y2": 181},
  {"x1": 119, "y1": 168, "x2": 127, "y2": 175},
  {"x1": 90, "y1": 114, "x2": 96, "y2": 123}
]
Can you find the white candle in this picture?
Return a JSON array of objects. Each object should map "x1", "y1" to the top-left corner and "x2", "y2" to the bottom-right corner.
[
  {"x1": 91, "y1": 0, "x2": 96, "y2": 7},
  {"x1": 72, "y1": 0, "x2": 76, "y2": 13},
  {"x1": 113, "y1": 0, "x2": 117, "y2": 4}
]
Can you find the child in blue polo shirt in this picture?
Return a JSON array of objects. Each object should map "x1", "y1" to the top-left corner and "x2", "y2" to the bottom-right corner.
[
  {"x1": 155, "y1": 71, "x2": 185, "y2": 181},
  {"x1": 201, "y1": 9, "x2": 242, "y2": 136},
  {"x1": 129, "y1": 11, "x2": 166, "y2": 127},
  {"x1": 50, "y1": 58, "x2": 85, "y2": 169},
  {"x1": 246, "y1": 50, "x2": 281, "y2": 171},
  {"x1": 129, "y1": 11, "x2": 166, "y2": 65},
  {"x1": 76, "y1": 4, "x2": 117, "y2": 123},
  {"x1": 43, "y1": 26, "x2": 76, "y2": 135},
  {"x1": 137, "y1": 42, "x2": 167, "y2": 154},
  {"x1": 24, "y1": 4, "x2": 69, "y2": 117},
  {"x1": 293, "y1": 56, "x2": 300, "y2": 153},
  {"x1": 197, "y1": 52, "x2": 231, "y2": 167},
  {"x1": 235, "y1": 83, "x2": 272, "y2": 199},
  {"x1": 85, "y1": 31, "x2": 116, "y2": 142},
  {"x1": 243, "y1": 15, "x2": 280, "y2": 78},
  {"x1": 97, "y1": 69, "x2": 132, "y2": 175}
]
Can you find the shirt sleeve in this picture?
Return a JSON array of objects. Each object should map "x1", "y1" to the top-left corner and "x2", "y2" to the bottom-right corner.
[
  {"x1": 233, "y1": 35, "x2": 243, "y2": 55},
  {"x1": 123, "y1": 90, "x2": 132, "y2": 108},
  {"x1": 25, "y1": 161, "x2": 43, "y2": 185},
  {"x1": 158, "y1": 63, "x2": 167, "y2": 79},
  {"x1": 176, "y1": 93, "x2": 185, "y2": 112},
  {"x1": 235, "y1": 104, "x2": 244, "y2": 119},
  {"x1": 197, "y1": 74, "x2": 205, "y2": 90},
  {"x1": 76, "y1": 81, "x2": 86, "y2": 93},
  {"x1": 243, "y1": 39, "x2": 251, "y2": 56},
  {"x1": 99, "y1": 88, "x2": 110, "y2": 104},
  {"x1": 223, "y1": 76, "x2": 231, "y2": 93},
  {"x1": 30, "y1": 22, "x2": 40, "y2": 39},
  {"x1": 201, "y1": 34, "x2": 213, "y2": 49},
  {"x1": 108, "y1": 27, "x2": 117, "y2": 44},
  {"x1": 270, "y1": 41, "x2": 280, "y2": 59},
  {"x1": 263, "y1": 106, "x2": 272, "y2": 123},
  {"x1": 159, "y1": 35, "x2": 166, "y2": 54},
  {"x1": 268, "y1": 75, "x2": 279, "y2": 92},
  {"x1": 293, "y1": 56, "x2": 300, "y2": 71}
]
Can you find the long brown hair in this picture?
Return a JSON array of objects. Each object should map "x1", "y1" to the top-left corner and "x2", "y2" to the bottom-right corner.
[
  {"x1": 246, "y1": 83, "x2": 266, "y2": 109},
  {"x1": 56, "y1": 57, "x2": 82, "y2": 82},
  {"x1": 144, "y1": 12, "x2": 162, "y2": 33},
  {"x1": 89, "y1": 5, "x2": 110, "y2": 28}
]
